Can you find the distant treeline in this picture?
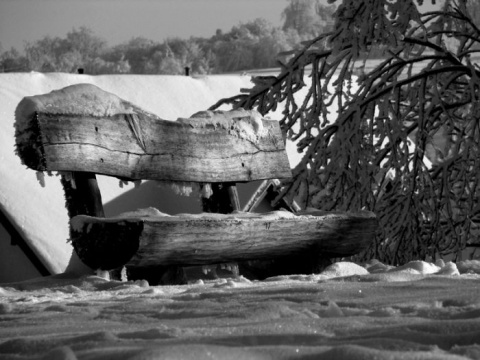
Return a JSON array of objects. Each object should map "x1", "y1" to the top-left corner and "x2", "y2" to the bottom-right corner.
[{"x1": 0, "y1": 0, "x2": 337, "y2": 75}]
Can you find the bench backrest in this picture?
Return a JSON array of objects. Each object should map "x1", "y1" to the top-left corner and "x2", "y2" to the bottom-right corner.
[
  {"x1": 14, "y1": 84, "x2": 292, "y2": 219},
  {"x1": 15, "y1": 84, "x2": 291, "y2": 183}
]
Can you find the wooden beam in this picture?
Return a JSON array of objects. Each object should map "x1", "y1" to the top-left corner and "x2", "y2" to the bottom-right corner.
[
  {"x1": 242, "y1": 179, "x2": 271, "y2": 212},
  {"x1": 243, "y1": 179, "x2": 301, "y2": 213},
  {"x1": 15, "y1": 84, "x2": 291, "y2": 183},
  {"x1": 70, "y1": 210, "x2": 378, "y2": 270}
]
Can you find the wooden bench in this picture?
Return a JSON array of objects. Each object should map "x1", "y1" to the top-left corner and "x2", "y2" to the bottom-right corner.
[{"x1": 14, "y1": 83, "x2": 377, "y2": 282}]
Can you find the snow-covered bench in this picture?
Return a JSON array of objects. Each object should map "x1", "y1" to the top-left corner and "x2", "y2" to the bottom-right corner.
[{"x1": 14, "y1": 83, "x2": 377, "y2": 282}]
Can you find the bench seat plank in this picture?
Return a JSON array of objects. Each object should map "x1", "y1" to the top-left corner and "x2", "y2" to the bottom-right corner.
[{"x1": 69, "y1": 209, "x2": 378, "y2": 270}]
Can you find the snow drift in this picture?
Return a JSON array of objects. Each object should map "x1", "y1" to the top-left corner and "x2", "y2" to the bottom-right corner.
[{"x1": 1, "y1": 260, "x2": 480, "y2": 359}]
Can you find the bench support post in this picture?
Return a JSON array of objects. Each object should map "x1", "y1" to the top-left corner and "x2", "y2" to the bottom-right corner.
[
  {"x1": 201, "y1": 182, "x2": 240, "y2": 214},
  {"x1": 226, "y1": 184, "x2": 241, "y2": 211},
  {"x1": 61, "y1": 172, "x2": 105, "y2": 219}
]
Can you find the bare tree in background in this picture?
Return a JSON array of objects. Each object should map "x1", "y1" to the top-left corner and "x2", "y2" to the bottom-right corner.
[{"x1": 212, "y1": 0, "x2": 480, "y2": 264}]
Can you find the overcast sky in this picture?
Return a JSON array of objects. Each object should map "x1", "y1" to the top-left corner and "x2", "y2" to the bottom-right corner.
[
  {"x1": 0, "y1": 0, "x2": 441, "y2": 52},
  {"x1": 0, "y1": 0, "x2": 288, "y2": 51}
]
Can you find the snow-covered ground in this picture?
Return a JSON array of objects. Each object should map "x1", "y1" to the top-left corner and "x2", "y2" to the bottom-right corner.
[{"x1": 1, "y1": 260, "x2": 480, "y2": 359}]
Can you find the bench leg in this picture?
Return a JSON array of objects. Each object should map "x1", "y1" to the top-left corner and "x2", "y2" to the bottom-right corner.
[
  {"x1": 61, "y1": 171, "x2": 105, "y2": 219},
  {"x1": 63, "y1": 171, "x2": 111, "y2": 276},
  {"x1": 201, "y1": 182, "x2": 240, "y2": 213}
]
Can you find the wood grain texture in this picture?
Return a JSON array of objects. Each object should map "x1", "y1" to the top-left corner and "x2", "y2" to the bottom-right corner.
[
  {"x1": 36, "y1": 113, "x2": 290, "y2": 182},
  {"x1": 70, "y1": 210, "x2": 378, "y2": 270},
  {"x1": 15, "y1": 84, "x2": 291, "y2": 182}
]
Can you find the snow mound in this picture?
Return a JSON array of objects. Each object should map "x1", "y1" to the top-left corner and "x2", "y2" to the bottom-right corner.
[
  {"x1": 15, "y1": 83, "x2": 138, "y2": 128},
  {"x1": 321, "y1": 261, "x2": 370, "y2": 278},
  {"x1": 1, "y1": 260, "x2": 480, "y2": 360},
  {"x1": 436, "y1": 261, "x2": 460, "y2": 275},
  {"x1": 181, "y1": 108, "x2": 268, "y2": 143},
  {"x1": 388, "y1": 260, "x2": 441, "y2": 275},
  {"x1": 457, "y1": 260, "x2": 480, "y2": 274}
]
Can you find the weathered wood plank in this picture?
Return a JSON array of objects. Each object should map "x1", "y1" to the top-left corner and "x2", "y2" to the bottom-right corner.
[
  {"x1": 15, "y1": 84, "x2": 291, "y2": 182},
  {"x1": 70, "y1": 209, "x2": 377, "y2": 270}
]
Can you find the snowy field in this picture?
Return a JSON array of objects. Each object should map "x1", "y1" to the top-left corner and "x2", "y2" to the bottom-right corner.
[{"x1": 1, "y1": 260, "x2": 480, "y2": 359}]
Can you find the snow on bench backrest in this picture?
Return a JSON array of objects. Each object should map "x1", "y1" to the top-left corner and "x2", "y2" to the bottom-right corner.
[{"x1": 14, "y1": 83, "x2": 291, "y2": 183}]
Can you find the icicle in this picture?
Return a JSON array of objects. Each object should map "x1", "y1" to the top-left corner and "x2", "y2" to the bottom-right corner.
[
  {"x1": 201, "y1": 183, "x2": 213, "y2": 199},
  {"x1": 36, "y1": 171, "x2": 45, "y2": 188},
  {"x1": 59, "y1": 171, "x2": 76, "y2": 189},
  {"x1": 156, "y1": 181, "x2": 201, "y2": 197},
  {"x1": 120, "y1": 267, "x2": 128, "y2": 282},
  {"x1": 171, "y1": 182, "x2": 193, "y2": 196},
  {"x1": 134, "y1": 180, "x2": 142, "y2": 189}
]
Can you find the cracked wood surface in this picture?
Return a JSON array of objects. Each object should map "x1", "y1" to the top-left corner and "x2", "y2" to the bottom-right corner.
[
  {"x1": 70, "y1": 210, "x2": 378, "y2": 270},
  {"x1": 15, "y1": 84, "x2": 291, "y2": 183}
]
